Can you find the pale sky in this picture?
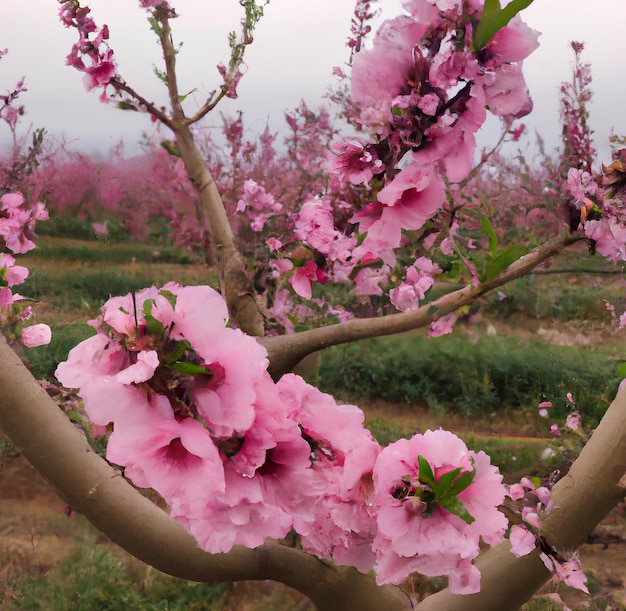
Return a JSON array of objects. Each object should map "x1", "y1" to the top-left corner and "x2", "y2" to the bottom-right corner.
[{"x1": 2, "y1": 0, "x2": 626, "y2": 165}]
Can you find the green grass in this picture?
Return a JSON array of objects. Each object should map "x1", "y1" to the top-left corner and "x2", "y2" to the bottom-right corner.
[
  {"x1": 24, "y1": 322, "x2": 95, "y2": 381},
  {"x1": 4, "y1": 545, "x2": 228, "y2": 611},
  {"x1": 319, "y1": 333, "x2": 618, "y2": 426}
]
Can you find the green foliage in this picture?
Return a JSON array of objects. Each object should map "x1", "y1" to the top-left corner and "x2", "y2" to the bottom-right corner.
[
  {"x1": 25, "y1": 322, "x2": 94, "y2": 381},
  {"x1": 485, "y1": 275, "x2": 618, "y2": 320},
  {"x1": 319, "y1": 333, "x2": 616, "y2": 425},
  {"x1": 29, "y1": 241, "x2": 196, "y2": 265},
  {"x1": 20, "y1": 269, "x2": 161, "y2": 310},
  {"x1": 37, "y1": 216, "x2": 132, "y2": 242},
  {"x1": 473, "y1": 0, "x2": 535, "y2": 51},
  {"x1": 464, "y1": 435, "x2": 545, "y2": 474},
  {"x1": 6, "y1": 546, "x2": 227, "y2": 610},
  {"x1": 365, "y1": 417, "x2": 409, "y2": 445}
]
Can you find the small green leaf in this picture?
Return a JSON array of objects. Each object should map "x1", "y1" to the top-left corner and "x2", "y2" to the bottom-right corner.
[
  {"x1": 435, "y1": 466, "x2": 464, "y2": 495},
  {"x1": 169, "y1": 361, "x2": 212, "y2": 376},
  {"x1": 427, "y1": 305, "x2": 439, "y2": 316},
  {"x1": 484, "y1": 245, "x2": 530, "y2": 279},
  {"x1": 480, "y1": 214, "x2": 498, "y2": 255},
  {"x1": 158, "y1": 289, "x2": 178, "y2": 309},
  {"x1": 116, "y1": 101, "x2": 138, "y2": 111},
  {"x1": 616, "y1": 362, "x2": 626, "y2": 379},
  {"x1": 160, "y1": 140, "x2": 181, "y2": 158},
  {"x1": 163, "y1": 339, "x2": 191, "y2": 364},
  {"x1": 417, "y1": 455, "x2": 436, "y2": 489},
  {"x1": 473, "y1": 0, "x2": 535, "y2": 51},
  {"x1": 439, "y1": 497, "x2": 476, "y2": 525},
  {"x1": 144, "y1": 314, "x2": 165, "y2": 336},
  {"x1": 449, "y1": 467, "x2": 476, "y2": 497},
  {"x1": 390, "y1": 107, "x2": 404, "y2": 116},
  {"x1": 142, "y1": 299, "x2": 154, "y2": 318}
]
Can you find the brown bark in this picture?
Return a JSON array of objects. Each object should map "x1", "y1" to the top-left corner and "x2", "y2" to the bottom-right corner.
[{"x1": 153, "y1": 13, "x2": 264, "y2": 336}]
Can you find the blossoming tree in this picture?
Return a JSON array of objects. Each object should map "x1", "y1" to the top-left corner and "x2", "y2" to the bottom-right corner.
[{"x1": 2, "y1": 1, "x2": 626, "y2": 609}]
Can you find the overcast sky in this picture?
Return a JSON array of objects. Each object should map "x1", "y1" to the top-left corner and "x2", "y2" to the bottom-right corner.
[{"x1": 2, "y1": 0, "x2": 626, "y2": 165}]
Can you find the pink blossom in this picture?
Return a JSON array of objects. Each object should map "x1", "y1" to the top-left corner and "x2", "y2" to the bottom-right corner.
[
  {"x1": 509, "y1": 525, "x2": 537, "y2": 557},
  {"x1": 584, "y1": 218, "x2": 626, "y2": 262},
  {"x1": 20, "y1": 323, "x2": 52, "y2": 347},
  {"x1": 289, "y1": 261, "x2": 326, "y2": 299},
  {"x1": 482, "y1": 63, "x2": 533, "y2": 119},
  {"x1": 92, "y1": 221, "x2": 108, "y2": 235},
  {"x1": 353, "y1": 164, "x2": 445, "y2": 252},
  {"x1": 487, "y1": 15, "x2": 540, "y2": 63},
  {"x1": 508, "y1": 483, "x2": 525, "y2": 501},
  {"x1": 372, "y1": 430, "x2": 507, "y2": 592},
  {"x1": 554, "y1": 557, "x2": 589, "y2": 593},
  {"x1": 266, "y1": 237, "x2": 282, "y2": 251},
  {"x1": 429, "y1": 313, "x2": 458, "y2": 338},
  {"x1": 329, "y1": 137, "x2": 385, "y2": 185},
  {"x1": 353, "y1": 265, "x2": 390, "y2": 296},
  {"x1": 565, "y1": 411, "x2": 582, "y2": 431},
  {"x1": 390, "y1": 257, "x2": 441, "y2": 312},
  {"x1": 295, "y1": 200, "x2": 356, "y2": 261},
  {"x1": 277, "y1": 374, "x2": 380, "y2": 566}
]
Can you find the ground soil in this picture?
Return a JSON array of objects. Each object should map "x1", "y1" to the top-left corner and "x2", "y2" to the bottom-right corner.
[{"x1": 0, "y1": 316, "x2": 625, "y2": 610}]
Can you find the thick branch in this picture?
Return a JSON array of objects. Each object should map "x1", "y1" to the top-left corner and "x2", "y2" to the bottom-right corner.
[
  {"x1": 150, "y1": 15, "x2": 263, "y2": 334},
  {"x1": 415, "y1": 388, "x2": 626, "y2": 610},
  {"x1": 0, "y1": 338, "x2": 409, "y2": 611},
  {"x1": 261, "y1": 231, "x2": 582, "y2": 378},
  {"x1": 173, "y1": 124, "x2": 264, "y2": 335}
]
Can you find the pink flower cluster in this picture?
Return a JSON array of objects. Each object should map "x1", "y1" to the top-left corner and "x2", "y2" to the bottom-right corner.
[
  {"x1": 0, "y1": 192, "x2": 51, "y2": 347},
  {"x1": 56, "y1": 284, "x2": 509, "y2": 589},
  {"x1": 269, "y1": 0, "x2": 541, "y2": 313},
  {"x1": 335, "y1": 0, "x2": 539, "y2": 256},
  {"x1": 236, "y1": 179, "x2": 283, "y2": 232},
  {"x1": 59, "y1": 1, "x2": 118, "y2": 95},
  {"x1": 372, "y1": 429, "x2": 507, "y2": 593}
]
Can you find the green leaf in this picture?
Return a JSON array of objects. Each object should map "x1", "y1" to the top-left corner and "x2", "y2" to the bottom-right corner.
[
  {"x1": 160, "y1": 140, "x2": 181, "y2": 158},
  {"x1": 142, "y1": 298, "x2": 154, "y2": 318},
  {"x1": 435, "y1": 466, "x2": 464, "y2": 495},
  {"x1": 439, "y1": 497, "x2": 476, "y2": 525},
  {"x1": 390, "y1": 107, "x2": 404, "y2": 116},
  {"x1": 449, "y1": 467, "x2": 476, "y2": 497},
  {"x1": 169, "y1": 361, "x2": 212, "y2": 376},
  {"x1": 484, "y1": 245, "x2": 530, "y2": 280},
  {"x1": 616, "y1": 362, "x2": 626, "y2": 379},
  {"x1": 417, "y1": 455, "x2": 436, "y2": 489},
  {"x1": 144, "y1": 314, "x2": 165, "y2": 337},
  {"x1": 473, "y1": 0, "x2": 535, "y2": 51},
  {"x1": 116, "y1": 101, "x2": 138, "y2": 111},
  {"x1": 158, "y1": 289, "x2": 178, "y2": 309},
  {"x1": 177, "y1": 88, "x2": 197, "y2": 103},
  {"x1": 163, "y1": 339, "x2": 191, "y2": 364},
  {"x1": 480, "y1": 214, "x2": 498, "y2": 255},
  {"x1": 427, "y1": 305, "x2": 439, "y2": 316}
]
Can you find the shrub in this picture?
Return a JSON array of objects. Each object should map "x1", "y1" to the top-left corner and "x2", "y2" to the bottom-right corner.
[{"x1": 319, "y1": 333, "x2": 617, "y2": 426}]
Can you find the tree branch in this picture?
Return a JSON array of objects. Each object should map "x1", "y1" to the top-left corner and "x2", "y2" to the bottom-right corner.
[{"x1": 261, "y1": 231, "x2": 583, "y2": 378}]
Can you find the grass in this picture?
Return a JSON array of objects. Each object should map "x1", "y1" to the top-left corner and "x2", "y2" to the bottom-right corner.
[
  {"x1": 319, "y1": 333, "x2": 619, "y2": 426},
  {"x1": 3, "y1": 544, "x2": 228, "y2": 611}
]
